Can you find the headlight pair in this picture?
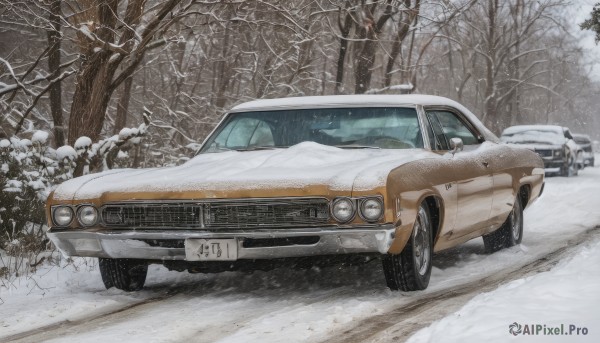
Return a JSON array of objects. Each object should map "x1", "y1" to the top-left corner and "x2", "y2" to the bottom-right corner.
[
  {"x1": 52, "y1": 205, "x2": 98, "y2": 227},
  {"x1": 331, "y1": 197, "x2": 383, "y2": 223}
]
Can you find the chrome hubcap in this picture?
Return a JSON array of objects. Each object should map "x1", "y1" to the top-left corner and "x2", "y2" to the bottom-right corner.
[
  {"x1": 413, "y1": 208, "x2": 430, "y2": 276},
  {"x1": 511, "y1": 201, "x2": 521, "y2": 240}
]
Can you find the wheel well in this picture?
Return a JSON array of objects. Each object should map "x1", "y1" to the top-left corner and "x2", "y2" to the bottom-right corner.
[
  {"x1": 424, "y1": 196, "x2": 441, "y2": 242},
  {"x1": 519, "y1": 184, "x2": 531, "y2": 208}
]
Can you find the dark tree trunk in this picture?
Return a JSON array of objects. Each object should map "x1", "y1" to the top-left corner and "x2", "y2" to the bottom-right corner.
[
  {"x1": 47, "y1": 0, "x2": 65, "y2": 147},
  {"x1": 114, "y1": 76, "x2": 133, "y2": 135},
  {"x1": 384, "y1": 1, "x2": 420, "y2": 88},
  {"x1": 482, "y1": 0, "x2": 499, "y2": 132},
  {"x1": 353, "y1": 0, "x2": 394, "y2": 94},
  {"x1": 335, "y1": 10, "x2": 353, "y2": 94},
  {"x1": 353, "y1": 34, "x2": 378, "y2": 94},
  {"x1": 68, "y1": 0, "x2": 178, "y2": 150},
  {"x1": 67, "y1": 0, "x2": 119, "y2": 145}
]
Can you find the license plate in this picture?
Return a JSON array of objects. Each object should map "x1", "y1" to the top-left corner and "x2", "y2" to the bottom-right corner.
[{"x1": 185, "y1": 239, "x2": 238, "y2": 261}]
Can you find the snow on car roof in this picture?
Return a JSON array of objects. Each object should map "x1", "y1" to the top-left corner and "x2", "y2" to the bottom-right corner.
[
  {"x1": 232, "y1": 94, "x2": 467, "y2": 112},
  {"x1": 501, "y1": 125, "x2": 564, "y2": 135}
]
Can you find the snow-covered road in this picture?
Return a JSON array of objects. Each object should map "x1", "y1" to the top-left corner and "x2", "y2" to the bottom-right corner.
[{"x1": 2, "y1": 166, "x2": 600, "y2": 343}]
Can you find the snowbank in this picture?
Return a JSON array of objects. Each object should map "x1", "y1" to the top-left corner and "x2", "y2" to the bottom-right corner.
[{"x1": 407, "y1": 239, "x2": 600, "y2": 343}]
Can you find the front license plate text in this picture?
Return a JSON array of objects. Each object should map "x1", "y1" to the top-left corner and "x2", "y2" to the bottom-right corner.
[{"x1": 185, "y1": 239, "x2": 238, "y2": 261}]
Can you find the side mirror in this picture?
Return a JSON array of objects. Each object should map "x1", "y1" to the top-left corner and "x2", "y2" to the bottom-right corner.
[{"x1": 449, "y1": 137, "x2": 464, "y2": 155}]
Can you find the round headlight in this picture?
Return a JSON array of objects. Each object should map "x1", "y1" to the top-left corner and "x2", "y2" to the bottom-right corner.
[
  {"x1": 332, "y1": 197, "x2": 355, "y2": 223},
  {"x1": 77, "y1": 205, "x2": 98, "y2": 226},
  {"x1": 53, "y1": 206, "x2": 73, "y2": 226},
  {"x1": 554, "y1": 150, "x2": 562, "y2": 157},
  {"x1": 360, "y1": 198, "x2": 383, "y2": 222}
]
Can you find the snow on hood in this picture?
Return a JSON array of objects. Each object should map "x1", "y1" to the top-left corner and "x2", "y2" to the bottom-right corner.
[{"x1": 52, "y1": 142, "x2": 436, "y2": 201}]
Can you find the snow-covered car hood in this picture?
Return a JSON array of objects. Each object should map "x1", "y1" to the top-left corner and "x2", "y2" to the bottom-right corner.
[{"x1": 52, "y1": 142, "x2": 437, "y2": 201}]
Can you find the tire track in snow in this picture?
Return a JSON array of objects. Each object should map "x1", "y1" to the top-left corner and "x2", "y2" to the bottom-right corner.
[
  {"x1": 321, "y1": 226, "x2": 600, "y2": 343},
  {"x1": 2, "y1": 281, "x2": 357, "y2": 343},
  {"x1": 0, "y1": 282, "x2": 194, "y2": 342}
]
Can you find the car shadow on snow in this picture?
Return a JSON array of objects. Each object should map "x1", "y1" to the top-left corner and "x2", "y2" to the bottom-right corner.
[{"x1": 135, "y1": 240, "x2": 488, "y2": 299}]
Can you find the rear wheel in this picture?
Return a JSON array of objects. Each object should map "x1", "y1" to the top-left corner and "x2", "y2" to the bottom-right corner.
[
  {"x1": 382, "y1": 203, "x2": 433, "y2": 291},
  {"x1": 99, "y1": 258, "x2": 148, "y2": 291},
  {"x1": 483, "y1": 195, "x2": 523, "y2": 253},
  {"x1": 576, "y1": 152, "x2": 584, "y2": 171},
  {"x1": 568, "y1": 154, "x2": 579, "y2": 176}
]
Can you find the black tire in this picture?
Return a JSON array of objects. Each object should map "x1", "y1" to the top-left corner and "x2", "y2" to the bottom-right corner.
[
  {"x1": 483, "y1": 195, "x2": 523, "y2": 253},
  {"x1": 99, "y1": 258, "x2": 148, "y2": 291},
  {"x1": 559, "y1": 154, "x2": 578, "y2": 177},
  {"x1": 382, "y1": 203, "x2": 433, "y2": 291},
  {"x1": 573, "y1": 152, "x2": 585, "y2": 176},
  {"x1": 568, "y1": 154, "x2": 578, "y2": 176}
]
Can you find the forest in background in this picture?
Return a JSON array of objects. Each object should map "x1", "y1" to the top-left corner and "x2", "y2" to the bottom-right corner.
[{"x1": 1, "y1": 0, "x2": 600, "y2": 277}]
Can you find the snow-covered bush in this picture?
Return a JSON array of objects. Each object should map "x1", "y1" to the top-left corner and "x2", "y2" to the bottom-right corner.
[
  {"x1": 0, "y1": 133, "x2": 69, "y2": 277},
  {"x1": 0, "y1": 124, "x2": 149, "y2": 278},
  {"x1": 0, "y1": 134, "x2": 66, "y2": 243}
]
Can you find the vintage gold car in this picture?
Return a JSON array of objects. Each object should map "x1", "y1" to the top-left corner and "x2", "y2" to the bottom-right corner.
[{"x1": 46, "y1": 95, "x2": 544, "y2": 292}]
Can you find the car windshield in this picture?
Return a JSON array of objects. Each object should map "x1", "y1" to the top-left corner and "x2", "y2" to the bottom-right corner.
[
  {"x1": 573, "y1": 136, "x2": 590, "y2": 145},
  {"x1": 501, "y1": 129, "x2": 564, "y2": 145},
  {"x1": 199, "y1": 107, "x2": 423, "y2": 153}
]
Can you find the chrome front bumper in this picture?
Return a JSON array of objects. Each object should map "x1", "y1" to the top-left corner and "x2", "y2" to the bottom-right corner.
[{"x1": 46, "y1": 225, "x2": 396, "y2": 261}]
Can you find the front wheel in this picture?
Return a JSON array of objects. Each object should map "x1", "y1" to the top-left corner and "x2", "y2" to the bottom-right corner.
[
  {"x1": 382, "y1": 203, "x2": 433, "y2": 291},
  {"x1": 99, "y1": 258, "x2": 148, "y2": 291},
  {"x1": 483, "y1": 195, "x2": 523, "y2": 253}
]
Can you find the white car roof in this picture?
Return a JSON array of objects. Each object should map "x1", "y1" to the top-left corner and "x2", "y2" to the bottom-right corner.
[{"x1": 232, "y1": 94, "x2": 466, "y2": 112}]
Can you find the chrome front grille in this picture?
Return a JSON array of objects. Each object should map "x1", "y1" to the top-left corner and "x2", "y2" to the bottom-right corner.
[
  {"x1": 102, "y1": 203, "x2": 203, "y2": 228},
  {"x1": 100, "y1": 198, "x2": 330, "y2": 229},
  {"x1": 535, "y1": 149, "x2": 553, "y2": 158},
  {"x1": 205, "y1": 199, "x2": 329, "y2": 228}
]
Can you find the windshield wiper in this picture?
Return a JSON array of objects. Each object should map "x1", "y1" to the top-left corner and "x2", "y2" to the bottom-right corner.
[
  {"x1": 514, "y1": 140, "x2": 550, "y2": 145},
  {"x1": 234, "y1": 146, "x2": 288, "y2": 151},
  {"x1": 335, "y1": 144, "x2": 381, "y2": 149}
]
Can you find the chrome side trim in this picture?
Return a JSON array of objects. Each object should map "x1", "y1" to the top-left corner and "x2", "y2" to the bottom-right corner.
[{"x1": 47, "y1": 225, "x2": 396, "y2": 260}]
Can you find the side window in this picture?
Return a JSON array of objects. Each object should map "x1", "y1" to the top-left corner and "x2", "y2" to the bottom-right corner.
[
  {"x1": 427, "y1": 110, "x2": 479, "y2": 148},
  {"x1": 426, "y1": 112, "x2": 449, "y2": 150}
]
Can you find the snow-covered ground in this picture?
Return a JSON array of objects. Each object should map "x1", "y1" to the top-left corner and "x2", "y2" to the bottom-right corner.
[
  {"x1": 407, "y1": 239, "x2": 600, "y2": 343},
  {"x1": 2, "y1": 166, "x2": 600, "y2": 342}
]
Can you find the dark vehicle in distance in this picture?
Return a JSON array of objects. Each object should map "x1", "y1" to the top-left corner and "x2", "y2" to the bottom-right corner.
[{"x1": 501, "y1": 125, "x2": 582, "y2": 177}]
